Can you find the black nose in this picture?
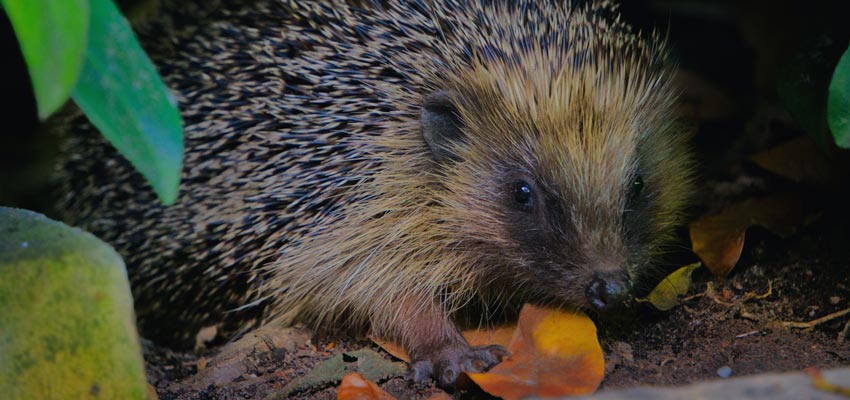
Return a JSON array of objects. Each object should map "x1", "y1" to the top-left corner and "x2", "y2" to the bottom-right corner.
[{"x1": 586, "y1": 272, "x2": 630, "y2": 310}]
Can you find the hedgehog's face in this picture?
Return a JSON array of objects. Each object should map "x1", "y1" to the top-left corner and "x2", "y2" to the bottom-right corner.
[{"x1": 421, "y1": 68, "x2": 692, "y2": 311}]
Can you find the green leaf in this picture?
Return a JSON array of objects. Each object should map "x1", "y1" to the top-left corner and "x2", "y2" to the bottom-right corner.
[
  {"x1": 72, "y1": 0, "x2": 183, "y2": 205},
  {"x1": 828, "y1": 45, "x2": 850, "y2": 149},
  {"x1": 777, "y1": 36, "x2": 834, "y2": 149},
  {"x1": 637, "y1": 262, "x2": 702, "y2": 311},
  {"x1": 0, "y1": 207, "x2": 148, "y2": 400},
  {"x1": 0, "y1": 0, "x2": 88, "y2": 119}
]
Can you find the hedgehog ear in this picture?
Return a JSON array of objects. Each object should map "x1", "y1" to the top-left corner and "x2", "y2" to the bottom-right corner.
[{"x1": 421, "y1": 90, "x2": 465, "y2": 161}]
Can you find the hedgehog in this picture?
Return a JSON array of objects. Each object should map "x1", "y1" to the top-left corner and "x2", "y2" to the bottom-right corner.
[{"x1": 57, "y1": 0, "x2": 694, "y2": 386}]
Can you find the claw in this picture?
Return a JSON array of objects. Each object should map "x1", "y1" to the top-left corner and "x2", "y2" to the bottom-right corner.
[
  {"x1": 408, "y1": 344, "x2": 509, "y2": 389},
  {"x1": 407, "y1": 360, "x2": 433, "y2": 383}
]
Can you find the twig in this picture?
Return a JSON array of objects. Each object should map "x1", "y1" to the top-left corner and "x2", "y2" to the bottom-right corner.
[
  {"x1": 735, "y1": 330, "x2": 760, "y2": 339},
  {"x1": 839, "y1": 318, "x2": 850, "y2": 343},
  {"x1": 782, "y1": 307, "x2": 850, "y2": 330},
  {"x1": 705, "y1": 280, "x2": 773, "y2": 307}
]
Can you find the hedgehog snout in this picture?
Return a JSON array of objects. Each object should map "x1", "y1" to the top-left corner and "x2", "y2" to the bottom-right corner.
[{"x1": 585, "y1": 270, "x2": 631, "y2": 311}]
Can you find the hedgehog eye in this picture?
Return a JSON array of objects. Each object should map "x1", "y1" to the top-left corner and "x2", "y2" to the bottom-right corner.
[
  {"x1": 512, "y1": 181, "x2": 535, "y2": 211},
  {"x1": 629, "y1": 175, "x2": 644, "y2": 202}
]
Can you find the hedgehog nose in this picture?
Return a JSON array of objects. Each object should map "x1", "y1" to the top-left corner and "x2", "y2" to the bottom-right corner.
[{"x1": 586, "y1": 271, "x2": 631, "y2": 311}]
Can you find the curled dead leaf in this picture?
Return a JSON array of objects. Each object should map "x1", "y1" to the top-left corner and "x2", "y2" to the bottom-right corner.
[
  {"x1": 751, "y1": 136, "x2": 850, "y2": 187},
  {"x1": 462, "y1": 304, "x2": 604, "y2": 399},
  {"x1": 368, "y1": 336, "x2": 409, "y2": 363},
  {"x1": 689, "y1": 194, "x2": 804, "y2": 276},
  {"x1": 337, "y1": 373, "x2": 395, "y2": 400},
  {"x1": 806, "y1": 367, "x2": 850, "y2": 396},
  {"x1": 370, "y1": 306, "x2": 602, "y2": 399}
]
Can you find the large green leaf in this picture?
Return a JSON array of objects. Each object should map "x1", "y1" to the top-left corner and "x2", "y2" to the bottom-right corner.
[
  {"x1": 1, "y1": 0, "x2": 88, "y2": 119},
  {"x1": 828, "y1": 45, "x2": 850, "y2": 149},
  {"x1": 72, "y1": 0, "x2": 183, "y2": 205}
]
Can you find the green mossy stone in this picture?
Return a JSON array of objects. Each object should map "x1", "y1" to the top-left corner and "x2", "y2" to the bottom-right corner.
[{"x1": 0, "y1": 207, "x2": 148, "y2": 399}]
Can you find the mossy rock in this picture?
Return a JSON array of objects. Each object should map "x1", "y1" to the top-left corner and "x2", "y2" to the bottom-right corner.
[{"x1": 0, "y1": 207, "x2": 148, "y2": 399}]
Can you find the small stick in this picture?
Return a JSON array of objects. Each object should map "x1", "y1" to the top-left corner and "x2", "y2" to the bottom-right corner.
[
  {"x1": 782, "y1": 307, "x2": 850, "y2": 330},
  {"x1": 735, "y1": 330, "x2": 760, "y2": 339},
  {"x1": 839, "y1": 319, "x2": 850, "y2": 343}
]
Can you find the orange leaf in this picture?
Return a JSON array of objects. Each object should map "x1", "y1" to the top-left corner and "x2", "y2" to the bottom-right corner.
[
  {"x1": 750, "y1": 136, "x2": 849, "y2": 187},
  {"x1": 368, "y1": 336, "x2": 410, "y2": 363},
  {"x1": 462, "y1": 325, "x2": 515, "y2": 348},
  {"x1": 463, "y1": 304, "x2": 604, "y2": 399},
  {"x1": 690, "y1": 194, "x2": 804, "y2": 276},
  {"x1": 806, "y1": 367, "x2": 850, "y2": 396},
  {"x1": 337, "y1": 373, "x2": 396, "y2": 400}
]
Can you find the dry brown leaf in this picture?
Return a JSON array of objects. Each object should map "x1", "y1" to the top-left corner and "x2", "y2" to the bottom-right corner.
[
  {"x1": 337, "y1": 372, "x2": 396, "y2": 400},
  {"x1": 750, "y1": 135, "x2": 848, "y2": 187},
  {"x1": 147, "y1": 383, "x2": 159, "y2": 400},
  {"x1": 690, "y1": 194, "x2": 804, "y2": 276},
  {"x1": 368, "y1": 336, "x2": 410, "y2": 363},
  {"x1": 462, "y1": 304, "x2": 604, "y2": 399}
]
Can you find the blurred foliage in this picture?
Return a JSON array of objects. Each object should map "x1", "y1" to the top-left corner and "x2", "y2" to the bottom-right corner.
[
  {"x1": 828, "y1": 46, "x2": 850, "y2": 148},
  {"x1": 0, "y1": 0, "x2": 182, "y2": 205},
  {"x1": 0, "y1": 0, "x2": 88, "y2": 119}
]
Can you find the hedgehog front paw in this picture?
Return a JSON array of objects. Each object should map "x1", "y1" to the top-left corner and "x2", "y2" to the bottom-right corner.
[{"x1": 408, "y1": 344, "x2": 509, "y2": 389}]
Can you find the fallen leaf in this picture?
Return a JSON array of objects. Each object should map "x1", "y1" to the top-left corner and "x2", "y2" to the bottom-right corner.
[
  {"x1": 806, "y1": 367, "x2": 850, "y2": 396},
  {"x1": 750, "y1": 136, "x2": 849, "y2": 186},
  {"x1": 463, "y1": 326, "x2": 515, "y2": 349},
  {"x1": 637, "y1": 262, "x2": 703, "y2": 311},
  {"x1": 337, "y1": 373, "x2": 396, "y2": 400},
  {"x1": 368, "y1": 337, "x2": 410, "y2": 363},
  {"x1": 689, "y1": 194, "x2": 805, "y2": 276},
  {"x1": 147, "y1": 383, "x2": 159, "y2": 400},
  {"x1": 462, "y1": 304, "x2": 604, "y2": 399}
]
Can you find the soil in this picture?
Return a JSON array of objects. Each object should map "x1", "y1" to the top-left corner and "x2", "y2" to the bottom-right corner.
[{"x1": 1, "y1": 1, "x2": 849, "y2": 399}]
